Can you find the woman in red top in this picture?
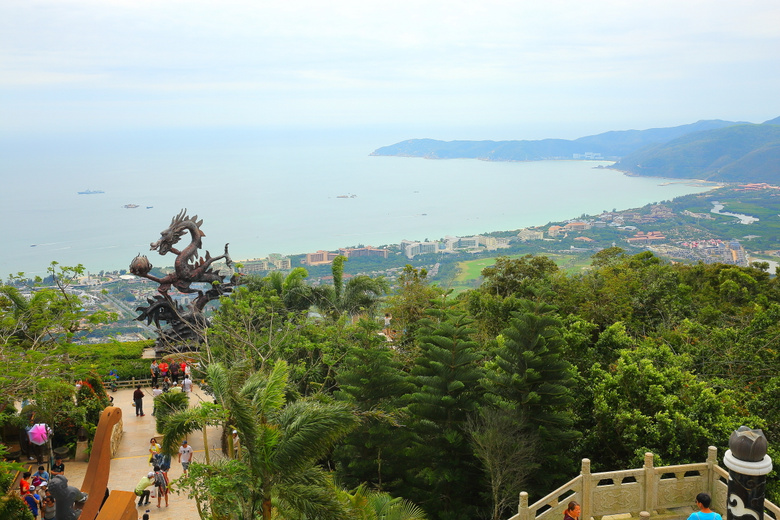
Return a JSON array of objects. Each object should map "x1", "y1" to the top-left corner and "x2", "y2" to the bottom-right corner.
[{"x1": 564, "y1": 501, "x2": 580, "y2": 520}]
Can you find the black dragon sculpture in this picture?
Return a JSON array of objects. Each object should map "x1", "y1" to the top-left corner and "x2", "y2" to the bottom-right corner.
[{"x1": 130, "y1": 209, "x2": 242, "y2": 352}]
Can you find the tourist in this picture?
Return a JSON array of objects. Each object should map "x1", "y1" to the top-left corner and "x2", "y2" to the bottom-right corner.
[
  {"x1": 564, "y1": 501, "x2": 580, "y2": 520},
  {"x1": 231, "y1": 429, "x2": 241, "y2": 458},
  {"x1": 168, "y1": 382, "x2": 182, "y2": 394},
  {"x1": 20, "y1": 471, "x2": 32, "y2": 494},
  {"x1": 151, "y1": 385, "x2": 163, "y2": 415},
  {"x1": 383, "y1": 313, "x2": 392, "y2": 336},
  {"x1": 182, "y1": 375, "x2": 193, "y2": 393},
  {"x1": 24, "y1": 486, "x2": 41, "y2": 518},
  {"x1": 133, "y1": 385, "x2": 145, "y2": 417},
  {"x1": 180, "y1": 360, "x2": 188, "y2": 378},
  {"x1": 159, "y1": 360, "x2": 169, "y2": 380},
  {"x1": 178, "y1": 440, "x2": 193, "y2": 475},
  {"x1": 41, "y1": 495, "x2": 56, "y2": 520},
  {"x1": 161, "y1": 377, "x2": 171, "y2": 393},
  {"x1": 158, "y1": 451, "x2": 172, "y2": 475},
  {"x1": 149, "y1": 437, "x2": 162, "y2": 465},
  {"x1": 32, "y1": 465, "x2": 49, "y2": 487},
  {"x1": 108, "y1": 368, "x2": 119, "y2": 391},
  {"x1": 687, "y1": 493, "x2": 722, "y2": 520},
  {"x1": 170, "y1": 361, "x2": 180, "y2": 384},
  {"x1": 153, "y1": 464, "x2": 169, "y2": 508},
  {"x1": 134, "y1": 472, "x2": 154, "y2": 506},
  {"x1": 51, "y1": 456, "x2": 65, "y2": 476},
  {"x1": 150, "y1": 360, "x2": 160, "y2": 386}
]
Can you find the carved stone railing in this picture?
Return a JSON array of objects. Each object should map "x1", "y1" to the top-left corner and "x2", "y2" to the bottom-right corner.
[{"x1": 511, "y1": 446, "x2": 779, "y2": 520}]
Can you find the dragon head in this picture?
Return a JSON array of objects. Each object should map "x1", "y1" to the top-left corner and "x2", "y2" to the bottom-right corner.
[{"x1": 150, "y1": 209, "x2": 204, "y2": 255}]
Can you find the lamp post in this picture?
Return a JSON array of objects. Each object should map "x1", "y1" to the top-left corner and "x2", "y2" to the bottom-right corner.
[{"x1": 723, "y1": 426, "x2": 773, "y2": 520}]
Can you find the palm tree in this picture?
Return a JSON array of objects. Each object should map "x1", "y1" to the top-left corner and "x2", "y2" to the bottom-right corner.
[
  {"x1": 313, "y1": 256, "x2": 389, "y2": 319},
  {"x1": 251, "y1": 267, "x2": 316, "y2": 313},
  {"x1": 161, "y1": 360, "x2": 359, "y2": 520},
  {"x1": 336, "y1": 483, "x2": 427, "y2": 520}
]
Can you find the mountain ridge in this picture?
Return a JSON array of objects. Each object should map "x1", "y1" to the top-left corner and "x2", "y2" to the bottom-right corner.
[
  {"x1": 371, "y1": 119, "x2": 746, "y2": 161},
  {"x1": 372, "y1": 117, "x2": 780, "y2": 183},
  {"x1": 610, "y1": 122, "x2": 780, "y2": 183}
]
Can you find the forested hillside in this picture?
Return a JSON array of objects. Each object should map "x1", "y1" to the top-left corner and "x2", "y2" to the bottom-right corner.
[
  {"x1": 4, "y1": 254, "x2": 780, "y2": 520},
  {"x1": 612, "y1": 122, "x2": 780, "y2": 182},
  {"x1": 162, "y1": 256, "x2": 780, "y2": 519}
]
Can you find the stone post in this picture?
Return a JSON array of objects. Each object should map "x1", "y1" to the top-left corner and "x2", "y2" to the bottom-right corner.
[
  {"x1": 643, "y1": 452, "x2": 656, "y2": 514},
  {"x1": 519, "y1": 491, "x2": 530, "y2": 520},
  {"x1": 706, "y1": 446, "x2": 717, "y2": 499},
  {"x1": 723, "y1": 426, "x2": 773, "y2": 520},
  {"x1": 581, "y1": 458, "x2": 592, "y2": 520}
]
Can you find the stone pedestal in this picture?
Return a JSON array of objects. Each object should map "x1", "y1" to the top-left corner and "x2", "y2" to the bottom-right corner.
[
  {"x1": 75, "y1": 440, "x2": 90, "y2": 462},
  {"x1": 723, "y1": 427, "x2": 773, "y2": 520}
]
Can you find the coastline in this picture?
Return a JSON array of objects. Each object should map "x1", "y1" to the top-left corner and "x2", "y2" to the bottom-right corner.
[{"x1": 1, "y1": 158, "x2": 715, "y2": 277}]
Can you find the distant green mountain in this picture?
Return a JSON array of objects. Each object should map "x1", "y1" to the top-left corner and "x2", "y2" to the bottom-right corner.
[
  {"x1": 611, "y1": 121, "x2": 780, "y2": 183},
  {"x1": 371, "y1": 120, "x2": 744, "y2": 160}
]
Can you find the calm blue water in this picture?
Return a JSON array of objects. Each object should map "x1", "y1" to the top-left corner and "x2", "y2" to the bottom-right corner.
[{"x1": 1, "y1": 131, "x2": 712, "y2": 277}]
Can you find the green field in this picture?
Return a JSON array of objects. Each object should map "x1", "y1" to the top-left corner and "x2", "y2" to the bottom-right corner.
[{"x1": 447, "y1": 252, "x2": 590, "y2": 294}]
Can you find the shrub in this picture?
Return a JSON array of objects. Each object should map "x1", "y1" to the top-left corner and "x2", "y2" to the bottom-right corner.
[{"x1": 0, "y1": 494, "x2": 33, "y2": 520}]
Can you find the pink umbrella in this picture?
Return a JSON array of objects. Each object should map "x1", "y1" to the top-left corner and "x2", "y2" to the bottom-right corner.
[{"x1": 28, "y1": 423, "x2": 49, "y2": 445}]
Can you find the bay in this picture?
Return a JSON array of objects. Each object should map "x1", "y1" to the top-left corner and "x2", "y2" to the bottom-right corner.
[{"x1": 1, "y1": 135, "x2": 713, "y2": 277}]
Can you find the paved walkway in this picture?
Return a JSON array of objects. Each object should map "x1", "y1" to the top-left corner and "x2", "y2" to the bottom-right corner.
[{"x1": 62, "y1": 386, "x2": 222, "y2": 519}]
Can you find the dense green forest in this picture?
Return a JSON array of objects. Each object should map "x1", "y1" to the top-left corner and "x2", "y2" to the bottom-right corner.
[
  {"x1": 612, "y1": 122, "x2": 780, "y2": 182},
  {"x1": 3, "y1": 253, "x2": 780, "y2": 520}
]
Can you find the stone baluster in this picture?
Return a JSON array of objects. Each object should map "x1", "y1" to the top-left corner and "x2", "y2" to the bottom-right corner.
[
  {"x1": 519, "y1": 491, "x2": 530, "y2": 520},
  {"x1": 723, "y1": 426, "x2": 773, "y2": 520},
  {"x1": 644, "y1": 452, "x2": 656, "y2": 514},
  {"x1": 582, "y1": 458, "x2": 592, "y2": 520}
]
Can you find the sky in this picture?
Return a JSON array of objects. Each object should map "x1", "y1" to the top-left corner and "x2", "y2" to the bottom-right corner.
[{"x1": 1, "y1": 0, "x2": 779, "y2": 143}]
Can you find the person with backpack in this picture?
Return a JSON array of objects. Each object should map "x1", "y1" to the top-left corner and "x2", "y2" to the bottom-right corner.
[{"x1": 153, "y1": 465, "x2": 169, "y2": 508}]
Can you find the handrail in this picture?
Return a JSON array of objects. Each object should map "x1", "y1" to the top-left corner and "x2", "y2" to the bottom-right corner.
[{"x1": 511, "y1": 446, "x2": 778, "y2": 520}]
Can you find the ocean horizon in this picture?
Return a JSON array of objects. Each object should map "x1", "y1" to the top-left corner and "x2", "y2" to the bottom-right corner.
[{"x1": 1, "y1": 130, "x2": 715, "y2": 277}]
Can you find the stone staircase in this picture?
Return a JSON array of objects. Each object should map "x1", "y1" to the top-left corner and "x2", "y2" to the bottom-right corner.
[{"x1": 510, "y1": 447, "x2": 765, "y2": 520}]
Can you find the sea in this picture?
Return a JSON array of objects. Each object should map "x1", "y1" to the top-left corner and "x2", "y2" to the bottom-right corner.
[{"x1": 0, "y1": 129, "x2": 715, "y2": 278}]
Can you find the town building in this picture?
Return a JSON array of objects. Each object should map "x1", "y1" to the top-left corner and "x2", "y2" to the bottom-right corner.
[
  {"x1": 517, "y1": 228, "x2": 545, "y2": 241},
  {"x1": 401, "y1": 240, "x2": 440, "y2": 259},
  {"x1": 304, "y1": 250, "x2": 341, "y2": 266},
  {"x1": 548, "y1": 225, "x2": 564, "y2": 237},
  {"x1": 626, "y1": 231, "x2": 667, "y2": 244},
  {"x1": 338, "y1": 246, "x2": 389, "y2": 259},
  {"x1": 563, "y1": 221, "x2": 590, "y2": 232}
]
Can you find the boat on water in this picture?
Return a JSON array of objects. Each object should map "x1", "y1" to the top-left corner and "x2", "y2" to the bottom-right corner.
[
  {"x1": 123, "y1": 204, "x2": 140, "y2": 209},
  {"x1": 78, "y1": 189, "x2": 105, "y2": 195}
]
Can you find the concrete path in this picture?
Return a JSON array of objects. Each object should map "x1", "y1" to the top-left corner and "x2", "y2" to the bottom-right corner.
[{"x1": 63, "y1": 386, "x2": 223, "y2": 520}]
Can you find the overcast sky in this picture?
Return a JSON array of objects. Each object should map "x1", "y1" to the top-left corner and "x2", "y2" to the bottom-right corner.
[{"x1": 2, "y1": 0, "x2": 779, "y2": 141}]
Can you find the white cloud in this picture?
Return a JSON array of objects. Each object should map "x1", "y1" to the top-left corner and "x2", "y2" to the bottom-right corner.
[{"x1": 1, "y1": 0, "x2": 778, "y2": 135}]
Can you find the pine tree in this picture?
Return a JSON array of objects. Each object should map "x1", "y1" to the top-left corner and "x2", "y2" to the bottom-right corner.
[
  {"x1": 333, "y1": 322, "x2": 415, "y2": 491},
  {"x1": 482, "y1": 299, "x2": 580, "y2": 496},
  {"x1": 403, "y1": 310, "x2": 486, "y2": 520}
]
